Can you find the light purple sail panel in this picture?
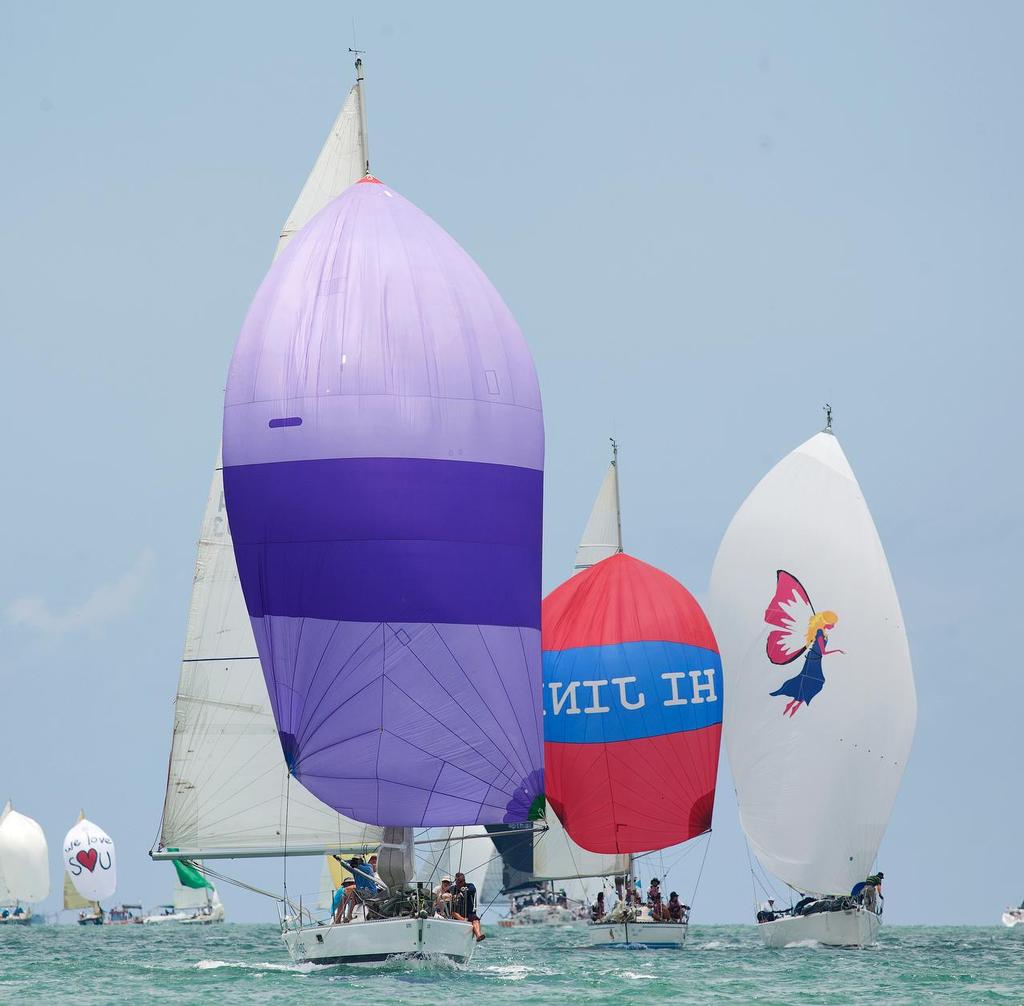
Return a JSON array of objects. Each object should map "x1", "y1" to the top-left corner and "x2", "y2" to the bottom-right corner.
[{"x1": 223, "y1": 178, "x2": 544, "y2": 827}]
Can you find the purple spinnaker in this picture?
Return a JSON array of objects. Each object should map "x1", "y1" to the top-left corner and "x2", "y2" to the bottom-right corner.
[{"x1": 223, "y1": 178, "x2": 544, "y2": 827}]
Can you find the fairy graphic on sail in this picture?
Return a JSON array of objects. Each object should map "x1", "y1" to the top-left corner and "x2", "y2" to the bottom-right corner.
[{"x1": 764, "y1": 570, "x2": 844, "y2": 716}]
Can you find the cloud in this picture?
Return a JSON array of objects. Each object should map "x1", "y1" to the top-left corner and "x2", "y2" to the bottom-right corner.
[{"x1": 7, "y1": 549, "x2": 155, "y2": 634}]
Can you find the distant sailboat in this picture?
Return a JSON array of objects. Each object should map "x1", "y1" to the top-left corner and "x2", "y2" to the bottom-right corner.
[
  {"x1": 0, "y1": 802, "x2": 49, "y2": 925},
  {"x1": 709, "y1": 416, "x2": 916, "y2": 947},
  {"x1": 63, "y1": 813, "x2": 117, "y2": 925},
  {"x1": 506, "y1": 444, "x2": 629, "y2": 930},
  {"x1": 142, "y1": 861, "x2": 225, "y2": 924},
  {"x1": 543, "y1": 444, "x2": 723, "y2": 948},
  {"x1": 1002, "y1": 904, "x2": 1024, "y2": 928}
]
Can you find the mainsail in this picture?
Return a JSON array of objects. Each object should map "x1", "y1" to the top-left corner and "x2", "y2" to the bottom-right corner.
[
  {"x1": 155, "y1": 64, "x2": 381, "y2": 860},
  {"x1": 544, "y1": 553, "x2": 723, "y2": 854},
  {"x1": 709, "y1": 430, "x2": 916, "y2": 896},
  {"x1": 573, "y1": 443, "x2": 623, "y2": 573},
  {"x1": 222, "y1": 175, "x2": 545, "y2": 826},
  {"x1": 0, "y1": 802, "x2": 49, "y2": 906}
]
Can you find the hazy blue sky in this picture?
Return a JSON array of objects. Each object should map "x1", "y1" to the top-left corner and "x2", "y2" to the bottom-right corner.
[{"x1": 2, "y1": 0, "x2": 1021, "y2": 925}]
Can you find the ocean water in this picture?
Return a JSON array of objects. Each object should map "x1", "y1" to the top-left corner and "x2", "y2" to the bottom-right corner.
[{"x1": 0, "y1": 923, "x2": 1020, "y2": 1005}]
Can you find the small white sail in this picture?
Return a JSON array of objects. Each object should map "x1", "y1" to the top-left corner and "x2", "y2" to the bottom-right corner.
[
  {"x1": 0, "y1": 803, "x2": 49, "y2": 905},
  {"x1": 533, "y1": 807, "x2": 629, "y2": 882},
  {"x1": 156, "y1": 73, "x2": 374, "y2": 860},
  {"x1": 710, "y1": 432, "x2": 916, "y2": 896},
  {"x1": 573, "y1": 458, "x2": 622, "y2": 573},
  {"x1": 63, "y1": 817, "x2": 117, "y2": 903}
]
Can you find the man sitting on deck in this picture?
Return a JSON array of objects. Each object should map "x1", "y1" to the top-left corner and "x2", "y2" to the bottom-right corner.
[{"x1": 450, "y1": 871, "x2": 485, "y2": 943}]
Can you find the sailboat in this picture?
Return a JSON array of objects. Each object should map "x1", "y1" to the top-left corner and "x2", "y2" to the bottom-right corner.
[
  {"x1": 0, "y1": 802, "x2": 49, "y2": 925},
  {"x1": 215, "y1": 55, "x2": 544, "y2": 966},
  {"x1": 142, "y1": 861, "x2": 225, "y2": 924},
  {"x1": 542, "y1": 445, "x2": 724, "y2": 948},
  {"x1": 709, "y1": 416, "x2": 916, "y2": 948},
  {"x1": 1002, "y1": 904, "x2": 1024, "y2": 928},
  {"x1": 504, "y1": 445, "x2": 629, "y2": 930},
  {"x1": 63, "y1": 813, "x2": 117, "y2": 925}
]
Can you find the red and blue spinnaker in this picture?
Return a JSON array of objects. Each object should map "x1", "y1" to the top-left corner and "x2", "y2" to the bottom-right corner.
[
  {"x1": 222, "y1": 178, "x2": 544, "y2": 827},
  {"x1": 543, "y1": 554, "x2": 722, "y2": 854}
]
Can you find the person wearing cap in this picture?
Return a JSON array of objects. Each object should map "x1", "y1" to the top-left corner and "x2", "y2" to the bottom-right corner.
[
  {"x1": 450, "y1": 871, "x2": 485, "y2": 942},
  {"x1": 757, "y1": 899, "x2": 777, "y2": 923},
  {"x1": 647, "y1": 878, "x2": 663, "y2": 919},
  {"x1": 334, "y1": 855, "x2": 381, "y2": 923},
  {"x1": 434, "y1": 876, "x2": 453, "y2": 917}
]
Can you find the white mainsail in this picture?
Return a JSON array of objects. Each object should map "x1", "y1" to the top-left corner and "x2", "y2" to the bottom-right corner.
[
  {"x1": 710, "y1": 431, "x2": 916, "y2": 896},
  {"x1": 155, "y1": 68, "x2": 380, "y2": 860},
  {"x1": 0, "y1": 802, "x2": 50, "y2": 906},
  {"x1": 278, "y1": 70, "x2": 367, "y2": 251},
  {"x1": 573, "y1": 444, "x2": 623, "y2": 573}
]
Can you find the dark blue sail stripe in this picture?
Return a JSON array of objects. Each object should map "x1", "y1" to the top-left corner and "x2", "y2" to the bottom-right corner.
[{"x1": 225, "y1": 456, "x2": 543, "y2": 628}]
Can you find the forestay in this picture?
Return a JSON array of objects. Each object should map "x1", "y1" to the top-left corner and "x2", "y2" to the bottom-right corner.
[
  {"x1": 223, "y1": 178, "x2": 545, "y2": 827},
  {"x1": 0, "y1": 803, "x2": 49, "y2": 905},
  {"x1": 544, "y1": 554, "x2": 723, "y2": 854},
  {"x1": 156, "y1": 76, "x2": 379, "y2": 860},
  {"x1": 709, "y1": 432, "x2": 916, "y2": 896}
]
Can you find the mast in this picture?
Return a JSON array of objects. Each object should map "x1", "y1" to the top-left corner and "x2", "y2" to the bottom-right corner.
[{"x1": 353, "y1": 53, "x2": 370, "y2": 176}]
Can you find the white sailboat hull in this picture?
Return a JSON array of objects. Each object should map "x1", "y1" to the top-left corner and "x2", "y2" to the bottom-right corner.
[
  {"x1": 498, "y1": 904, "x2": 582, "y2": 928},
  {"x1": 282, "y1": 916, "x2": 476, "y2": 966},
  {"x1": 585, "y1": 920, "x2": 687, "y2": 948},
  {"x1": 758, "y1": 908, "x2": 880, "y2": 948},
  {"x1": 1002, "y1": 909, "x2": 1024, "y2": 928},
  {"x1": 0, "y1": 908, "x2": 33, "y2": 925}
]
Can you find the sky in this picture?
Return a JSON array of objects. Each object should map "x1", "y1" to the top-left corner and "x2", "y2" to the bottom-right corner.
[{"x1": 1, "y1": 0, "x2": 1021, "y2": 926}]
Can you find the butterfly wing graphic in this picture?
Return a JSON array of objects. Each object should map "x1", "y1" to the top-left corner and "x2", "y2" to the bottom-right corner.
[{"x1": 765, "y1": 570, "x2": 815, "y2": 665}]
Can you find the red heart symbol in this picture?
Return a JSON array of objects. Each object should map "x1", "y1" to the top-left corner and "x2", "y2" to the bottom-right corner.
[{"x1": 76, "y1": 848, "x2": 98, "y2": 872}]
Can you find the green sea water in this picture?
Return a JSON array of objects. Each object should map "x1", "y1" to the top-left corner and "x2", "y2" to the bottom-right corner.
[{"x1": 1, "y1": 923, "x2": 1020, "y2": 1005}]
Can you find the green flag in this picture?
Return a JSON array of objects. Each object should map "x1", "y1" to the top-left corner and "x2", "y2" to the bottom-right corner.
[{"x1": 173, "y1": 859, "x2": 213, "y2": 890}]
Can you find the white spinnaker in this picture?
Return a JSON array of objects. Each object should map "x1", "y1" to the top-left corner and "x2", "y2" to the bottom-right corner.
[
  {"x1": 63, "y1": 818, "x2": 117, "y2": 903},
  {"x1": 0, "y1": 804, "x2": 50, "y2": 905},
  {"x1": 156, "y1": 79, "x2": 377, "y2": 859},
  {"x1": 573, "y1": 462, "x2": 621, "y2": 573},
  {"x1": 533, "y1": 807, "x2": 629, "y2": 882},
  {"x1": 710, "y1": 432, "x2": 916, "y2": 896}
]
